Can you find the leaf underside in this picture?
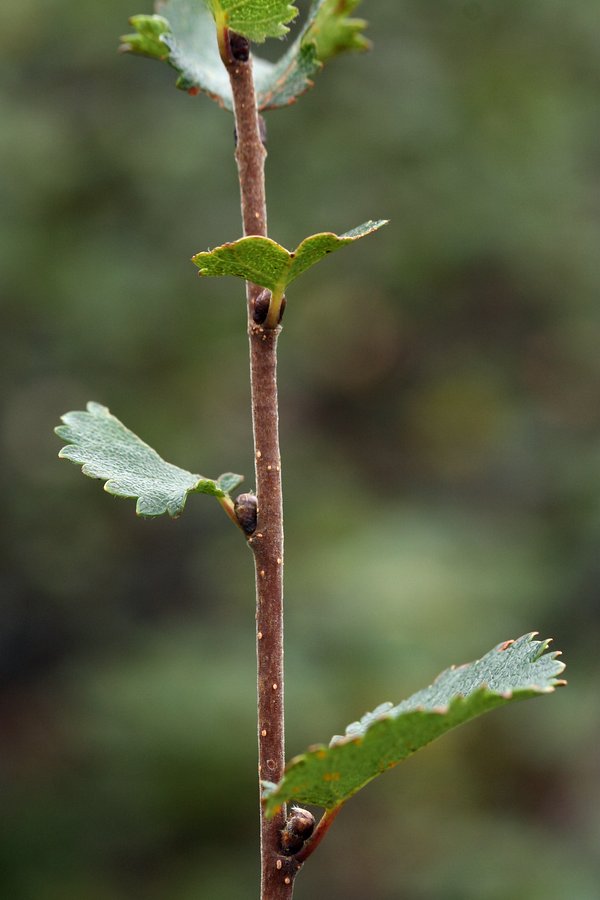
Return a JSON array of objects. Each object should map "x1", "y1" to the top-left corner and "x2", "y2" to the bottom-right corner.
[
  {"x1": 263, "y1": 634, "x2": 566, "y2": 815},
  {"x1": 120, "y1": 0, "x2": 369, "y2": 111},
  {"x1": 192, "y1": 219, "x2": 388, "y2": 293},
  {"x1": 56, "y1": 402, "x2": 242, "y2": 518}
]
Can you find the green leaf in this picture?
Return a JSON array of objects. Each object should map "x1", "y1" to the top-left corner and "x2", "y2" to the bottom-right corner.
[
  {"x1": 307, "y1": 0, "x2": 370, "y2": 62},
  {"x1": 121, "y1": 4, "x2": 232, "y2": 106},
  {"x1": 253, "y1": 27, "x2": 319, "y2": 110},
  {"x1": 216, "y1": 472, "x2": 245, "y2": 494},
  {"x1": 254, "y1": 0, "x2": 369, "y2": 109},
  {"x1": 263, "y1": 634, "x2": 566, "y2": 815},
  {"x1": 192, "y1": 220, "x2": 388, "y2": 294},
  {"x1": 55, "y1": 402, "x2": 243, "y2": 518},
  {"x1": 120, "y1": 14, "x2": 171, "y2": 60},
  {"x1": 120, "y1": 0, "x2": 369, "y2": 111},
  {"x1": 207, "y1": 0, "x2": 299, "y2": 43}
]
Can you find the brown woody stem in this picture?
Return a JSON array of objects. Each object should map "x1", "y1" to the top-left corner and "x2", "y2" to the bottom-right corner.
[{"x1": 222, "y1": 30, "x2": 294, "y2": 900}]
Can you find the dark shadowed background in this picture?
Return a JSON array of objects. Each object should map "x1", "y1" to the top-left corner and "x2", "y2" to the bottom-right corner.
[{"x1": 2, "y1": 1, "x2": 599, "y2": 897}]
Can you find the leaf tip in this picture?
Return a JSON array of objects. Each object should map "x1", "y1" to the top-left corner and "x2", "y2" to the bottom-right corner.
[{"x1": 86, "y1": 400, "x2": 109, "y2": 416}]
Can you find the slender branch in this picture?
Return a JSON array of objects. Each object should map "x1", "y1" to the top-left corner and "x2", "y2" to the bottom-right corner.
[
  {"x1": 221, "y1": 29, "x2": 293, "y2": 900},
  {"x1": 223, "y1": 31, "x2": 267, "y2": 240}
]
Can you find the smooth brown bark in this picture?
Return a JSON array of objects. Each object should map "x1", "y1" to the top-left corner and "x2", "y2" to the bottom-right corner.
[
  {"x1": 248, "y1": 323, "x2": 298, "y2": 899},
  {"x1": 223, "y1": 35, "x2": 296, "y2": 900}
]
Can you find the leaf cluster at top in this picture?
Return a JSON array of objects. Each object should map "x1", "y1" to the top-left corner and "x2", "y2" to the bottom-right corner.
[{"x1": 120, "y1": 0, "x2": 369, "y2": 110}]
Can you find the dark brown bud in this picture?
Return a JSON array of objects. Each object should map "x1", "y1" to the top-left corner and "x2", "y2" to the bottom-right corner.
[
  {"x1": 280, "y1": 807, "x2": 316, "y2": 856},
  {"x1": 252, "y1": 289, "x2": 271, "y2": 324},
  {"x1": 229, "y1": 31, "x2": 250, "y2": 62},
  {"x1": 234, "y1": 492, "x2": 258, "y2": 535}
]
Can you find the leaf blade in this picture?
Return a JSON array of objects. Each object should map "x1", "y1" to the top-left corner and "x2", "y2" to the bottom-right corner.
[
  {"x1": 307, "y1": 0, "x2": 370, "y2": 63},
  {"x1": 287, "y1": 219, "x2": 388, "y2": 285},
  {"x1": 120, "y1": 14, "x2": 171, "y2": 60},
  {"x1": 56, "y1": 402, "x2": 242, "y2": 518},
  {"x1": 263, "y1": 634, "x2": 566, "y2": 814},
  {"x1": 192, "y1": 220, "x2": 388, "y2": 292},
  {"x1": 208, "y1": 0, "x2": 299, "y2": 42},
  {"x1": 216, "y1": 472, "x2": 245, "y2": 494},
  {"x1": 120, "y1": 3, "x2": 233, "y2": 108},
  {"x1": 193, "y1": 236, "x2": 290, "y2": 292}
]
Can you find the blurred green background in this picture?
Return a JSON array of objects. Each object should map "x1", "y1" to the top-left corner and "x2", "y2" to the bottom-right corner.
[{"x1": 2, "y1": 0, "x2": 599, "y2": 897}]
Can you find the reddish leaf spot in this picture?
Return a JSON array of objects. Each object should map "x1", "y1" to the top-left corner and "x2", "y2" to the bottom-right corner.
[
  {"x1": 187, "y1": 86, "x2": 201, "y2": 96},
  {"x1": 497, "y1": 640, "x2": 514, "y2": 652}
]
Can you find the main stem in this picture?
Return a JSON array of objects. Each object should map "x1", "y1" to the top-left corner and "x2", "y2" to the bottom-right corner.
[{"x1": 223, "y1": 37, "x2": 298, "y2": 899}]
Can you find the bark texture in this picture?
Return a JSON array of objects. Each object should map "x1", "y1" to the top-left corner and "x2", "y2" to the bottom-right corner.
[{"x1": 224, "y1": 37, "x2": 296, "y2": 900}]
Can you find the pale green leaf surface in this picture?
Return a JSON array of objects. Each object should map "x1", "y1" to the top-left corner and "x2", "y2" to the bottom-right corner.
[
  {"x1": 263, "y1": 634, "x2": 566, "y2": 814},
  {"x1": 157, "y1": 3, "x2": 231, "y2": 105},
  {"x1": 216, "y1": 472, "x2": 245, "y2": 494},
  {"x1": 192, "y1": 220, "x2": 388, "y2": 293},
  {"x1": 120, "y1": 0, "x2": 368, "y2": 110},
  {"x1": 253, "y1": 31, "x2": 318, "y2": 110},
  {"x1": 55, "y1": 402, "x2": 242, "y2": 518}
]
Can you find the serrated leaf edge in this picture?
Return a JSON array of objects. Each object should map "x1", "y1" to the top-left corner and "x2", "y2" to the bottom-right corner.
[
  {"x1": 263, "y1": 634, "x2": 566, "y2": 814},
  {"x1": 55, "y1": 402, "x2": 243, "y2": 518},
  {"x1": 208, "y1": 0, "x2": 299, "y2": 42},
  {"x1": 329, "y1": 634, "x2": 565, "y2": 748}
]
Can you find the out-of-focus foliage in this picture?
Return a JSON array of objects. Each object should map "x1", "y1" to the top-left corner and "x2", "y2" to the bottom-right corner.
[{"x1": 1, "y1": 1, "x2": 599, "y2": 898}]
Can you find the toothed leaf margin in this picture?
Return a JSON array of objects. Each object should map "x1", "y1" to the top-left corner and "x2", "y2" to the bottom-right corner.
[{"x1": 55, "y1": 402, "x2": 242, "y2": 518}]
